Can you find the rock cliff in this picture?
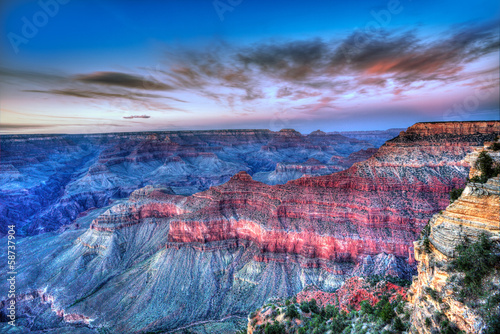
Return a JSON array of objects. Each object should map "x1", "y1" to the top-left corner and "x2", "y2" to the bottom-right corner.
[
  {"x1": 408, "y1": 139, "x2": 500, "y2": 334},
  {"x1": 166, "y1": 121, "x2": 499, "y2": 264}
]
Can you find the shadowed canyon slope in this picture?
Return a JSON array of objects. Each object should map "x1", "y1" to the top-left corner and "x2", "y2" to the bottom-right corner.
[
  {"x1": 0, "y1": 129, "x2": 374, "y2": 236},
  {"x1": 0, "y1": 121, "x2": 498, "y2": 333}
]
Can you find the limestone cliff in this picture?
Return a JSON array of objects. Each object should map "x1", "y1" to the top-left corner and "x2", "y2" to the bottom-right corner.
[{"x1": 408, "y1": 140, "x2": 500, "y2": 334}]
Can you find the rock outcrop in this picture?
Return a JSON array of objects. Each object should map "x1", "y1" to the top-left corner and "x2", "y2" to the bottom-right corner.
[
  {"x1": 246, "y1": 276, "x2": 409, "y2": 334},
  {"x1": 408, "y1": 140, "x2": 500, "y2": 334}
]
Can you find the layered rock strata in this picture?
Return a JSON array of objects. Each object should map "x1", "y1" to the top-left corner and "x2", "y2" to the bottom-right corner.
[
  {"x1": 0, "y1": 129, "x2": 373, "y2": 235},
  {"x1": 408, "y1": 140, "x2": 500, "y2": 334}
]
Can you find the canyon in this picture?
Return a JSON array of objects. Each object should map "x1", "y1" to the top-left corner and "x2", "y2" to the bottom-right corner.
[
  {"x1": 0, "y1": 129, "x2": 376, "y2": 236},
  {"x1": 0, "y1": 121, "x2": 498, "y2": 333}
]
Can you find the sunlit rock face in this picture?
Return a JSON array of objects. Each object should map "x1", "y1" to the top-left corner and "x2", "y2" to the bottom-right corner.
[
  {"x1": 0, "y1": 121, "x2": 497, "y2": 333},
  {"x1": 408, "y1": 141, "x2": 500, "y2": 334},
  {"x1": 167, "y1": 121, "x2": 499, "y2": 264},
  {"x1": 0, "y1": 129, "x2": 374, "y2": 236}
]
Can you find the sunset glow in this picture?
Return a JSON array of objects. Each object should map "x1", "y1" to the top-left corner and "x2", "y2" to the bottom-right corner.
[{"x1": 1, "y1": 0, "x2": 499, "y2": 134}]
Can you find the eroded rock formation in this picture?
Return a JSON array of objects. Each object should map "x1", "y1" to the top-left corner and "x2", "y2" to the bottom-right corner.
[
  {"x1": 408, "y1": 140, "x2": 500, "y2": 334},
  {"x1": 0, "y1": 130, "x2": 374, "y2": 235}
]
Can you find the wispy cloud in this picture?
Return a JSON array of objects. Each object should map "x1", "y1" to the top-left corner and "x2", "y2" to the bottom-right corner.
[
  {"x1": 2, "y1": 21, "x2": 498, "y2": 123},
  {"x1": 74, "y1": 71, "x2": 173, "y2": 90},
  {"x1": 142, "y1": 21, "x2": 499, "y2": 112},
  {"x1": 24, "y1": 89, "x2": 164, "y2": 99},
  {"x1": 123, "y1": 114, "x2": 150, "y2": 119}
]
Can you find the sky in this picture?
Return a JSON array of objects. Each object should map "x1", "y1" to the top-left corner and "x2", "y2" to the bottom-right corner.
[{"x1": 0, "y1": 0, "x2": 499, "y2": 134}]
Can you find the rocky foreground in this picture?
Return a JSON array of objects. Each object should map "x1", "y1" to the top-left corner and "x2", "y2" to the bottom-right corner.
[{"x1": 0, "y1": 121, "x2": 498, "y2": 333}]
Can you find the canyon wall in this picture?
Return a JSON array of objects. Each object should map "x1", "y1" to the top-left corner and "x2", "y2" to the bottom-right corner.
[
  {"x1": 166, "y1": 121, "x2": 499, "y2": 264},
  {"x1": 408, "y1": 140, "x2": 500, "y2": 334},
  {"x1": 330, "y1": 128, "x2": 405, "y2": 146},
  {"x1": 0, "y1": 129, "x2": 373, "y2": 235}
]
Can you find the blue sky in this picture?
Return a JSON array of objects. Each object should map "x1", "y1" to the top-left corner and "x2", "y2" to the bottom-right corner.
[{"x1": 1, "y1": 0, "x2": 499, "y2": 133}]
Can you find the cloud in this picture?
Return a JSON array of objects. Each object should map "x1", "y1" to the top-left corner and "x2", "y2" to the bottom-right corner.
[
  {"x1": 158, "y1": 21, "x2": 499, "y2": 102},
  {"x1": 0, "y1": 123, "x2": 50, "y2": 129},
  {"x1": 335, "y1": 23, "x2": 499, "y2": 84},
  {"x1": 4, "y1": 21, "x2": 499, "y2": 122},
  {"x1": 293, "y1": 96, "x2": 337, "y2": 113},
  {"x1": 24, "y1": 89, "x2": 164, "y2": 100},
  {"x1": 237, "y1": 39, "x2": 328, "y2": 81},
  {"x1": 0, "y1": 68, "x2": 66, "y2": 83},
  {"x1": 24, "y1": 88, "x2": 187, "y2": 112},
  {"x1": 123, "y1": 115, "x2": 151, "y2": 119},
  {"x1": 276, "y1": 87, "x2": 322, "y2": 100},
  {"x1": 74, "y1": 71, "x2": 174, "y2": 90}
]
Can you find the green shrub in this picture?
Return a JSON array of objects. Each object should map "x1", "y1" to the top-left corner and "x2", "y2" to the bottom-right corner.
[
  {"x1": 450, "y1": 188, "x2": 464, "y2": 203},
  {"x1": 489, "y1": 142, "x2": 500, "y2": 151},
  {"x1": 265, "y1": 322, "x2": 285, "y2": 334},
  {"x1": 393, "y1": 316, "x2": 406, "y2": 331},
  {"x1": 425, "y1": 287, "x2": 442, "y2": 303},
  {"x1": 285, "y1": 305, "x2": 299, "y2": 320},
  {"x1": 450, "y1": 233, "x2": 499, "y2": 299},
  {"x1": 309, "y1": 299, "x2": 320, "y2": 314},
  {"x1": 485, "y1": 316, "x2": 500, "y2": 334},
  {"x1": 469, "y1": 175, "x2": 482, "y2": 183},
  {"x1": 299, "y1": 301, "x2": 310, "y2": 313},
  {"x1": 423, "y1": 237, "x2": 431, "y2": 253},
  {"x1": 474, "y1": 152, "x2": 500, "y2": 183},
  {"x1": 330, "y1": 318, "x2": 348, "y2": 332},
  {"x1": 324, "y1": 304, "x2": 338, "y2": 319},
  {"x1": 421, "y1": 222, "x2": 431, "y2": 237},
  {"x1": 360, "y1": 300, "x2": 374, "y2": 315},
  {"x1": 379, "y1": 302, "x2": 395, "y2": 323},
  {"x1": 419, "y1": 222, "x2": 432, "y2": 253},
  {"x1": 375, "y1": 296, "x2": 395, "y2": 323},
  {"x1": 439, "y1": 319, "x2": 465, "y2": 334},
  {"x1": 396, "y1": 301, "x2": 404, "y2": 315}
]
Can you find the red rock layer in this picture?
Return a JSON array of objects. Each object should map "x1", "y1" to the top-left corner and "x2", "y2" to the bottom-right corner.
[
  {"x1": 97, "y1": 121, "x2": 499, "y2": 264},
  {"x1": 296, "y1": 277, "x2": 407, "y2": 312}
]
